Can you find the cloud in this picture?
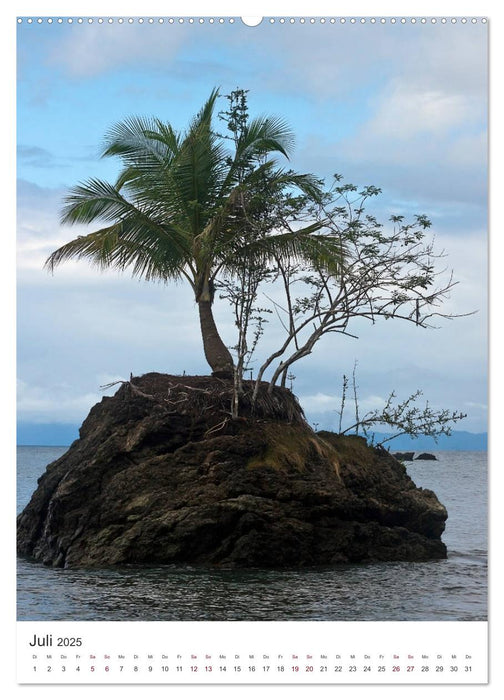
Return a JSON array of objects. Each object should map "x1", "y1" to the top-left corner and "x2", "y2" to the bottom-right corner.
[
  {"x1": 337, "y1": 76, "x2": 485, "y2": 166},
  {"x1": 17, "y1": 378, "x2": 103, "y2": 424},
  {"x1": 409, "y1": 24, "x2": 487, "y2": 100},
  {"x1": 363, "y1": 84, "x2": 480, "y2": 140},
  {"x1": 329, "y1": 72, "x2": 486, "y2": 207},
  {"x1": 445, "y1": 132, "x2": 488, "y2": 169},
  {"x1": 298, "y1": 391, "x2": 386, "y2": 414},
  {"x1": 256, "y1": 21, "x2": 487, "y2": 103},
  {"x1": 16, "y1": 179, "x2": 109, "y2": 277},
  {"x1": 265, "y1": 23, "x2": 487, "y2": 213},
  {"x1": 16, "y1": 179, "x2": 123, "y2": 275},
  {"x1": 296, "y1": 123, "x2": 487, "y2": 214},
  {"x1": 464, "y1": 401, "x2": 487, "y2": 411},
  {"x1": 48, "y1": 22, "x2": 191, "y2": 78},
  {"x1": 40, "y1": 21, "x2": 487, "y2": 107},
  {"x1": 17, "y1": 180, "x2": 67, "y2": 270},
  {"x1": 17, "y1": 145, "x2": 60, "y2": 168}
]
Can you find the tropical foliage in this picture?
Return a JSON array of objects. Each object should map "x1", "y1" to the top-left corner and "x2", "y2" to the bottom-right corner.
[{"x1": 46, "y1": 88, "x2": 343, "y2": 376}]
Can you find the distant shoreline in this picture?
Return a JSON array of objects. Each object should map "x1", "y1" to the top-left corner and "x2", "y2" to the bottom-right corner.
[
  {"x1": 16, "y1": 429, "x2": 488, "y2": 451},
  {"x1": 17, "y1": 446, "x2": 488, "y2": 451}
]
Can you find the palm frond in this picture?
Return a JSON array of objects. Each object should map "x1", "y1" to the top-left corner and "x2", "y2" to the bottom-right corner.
[
  {"x1": 57, "y1": 178, "x2": 195, "y2": 273},
  {"x1": 238, "y1": 165, "x2": 324, "y2": 202},
  {"x1": 147, "y1": 119, "x2": 182, "y2": 155},
  {"x1": 216, "y1": 226, "x2": 345, "y2": 278},
  {"x1": 188, "y1": 87, "x2": 220, "y2": 133},
  {"x1": 102, "y1": 115, "x2": 177, "y2": 171},
  {"x1": 45, "y1": 218, "x2": 191, "y2": 282},
  {"x1": 61, "y1": 179, "x2": 138, "y2": 225},
  {"x1": 238, "y1": 115, "x2": 295, "y2": 161}
]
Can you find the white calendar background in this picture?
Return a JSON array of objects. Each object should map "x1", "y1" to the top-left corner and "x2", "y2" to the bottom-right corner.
[
  {"x1": 17, "y1": 620, "x2": 488, "y2": 684},
  {"x1": 6, "y1": 0, "x2": 502, "y2": 697}
]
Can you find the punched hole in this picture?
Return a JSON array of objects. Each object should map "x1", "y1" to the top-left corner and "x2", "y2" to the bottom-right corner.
[{"x1": 241, "y1": 16, "x2": 263, "y2": 26}]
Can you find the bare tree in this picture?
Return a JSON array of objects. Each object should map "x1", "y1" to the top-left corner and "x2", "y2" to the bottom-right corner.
[
  {"x1": 339, "y1": 386, "x2": 467, "y2": 447},
  {"x1": 243, "y1": 178, "x2": 473, "y2": 402}
]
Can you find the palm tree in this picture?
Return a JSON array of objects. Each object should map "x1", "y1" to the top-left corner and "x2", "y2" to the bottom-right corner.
[{"x1": 46, "y1": 89, "x2": 340, "y2": 377}]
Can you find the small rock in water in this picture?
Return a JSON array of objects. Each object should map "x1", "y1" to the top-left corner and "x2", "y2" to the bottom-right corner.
[{"x1": 393, "y1": 451, "x2": 415, "y2": 461}]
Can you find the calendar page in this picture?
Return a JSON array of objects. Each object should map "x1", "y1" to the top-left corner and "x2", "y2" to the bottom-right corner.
[{"x1": 14, "y1": 2, "x2": 490, "y2": 692}]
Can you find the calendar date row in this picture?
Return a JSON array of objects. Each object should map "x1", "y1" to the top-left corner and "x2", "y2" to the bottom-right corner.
[{"x1": 32, "y1": 663, "x2": 474, "y2": 674}]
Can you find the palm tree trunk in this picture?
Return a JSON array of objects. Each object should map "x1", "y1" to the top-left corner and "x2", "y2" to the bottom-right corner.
[{"x1": 198, "y1": 300, "x2": 234, "y2": 377}]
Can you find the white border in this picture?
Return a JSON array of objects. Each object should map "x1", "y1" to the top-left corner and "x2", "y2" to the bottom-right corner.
[{"x1": 4, "y1": 2, "x2": 500, "y2": 698}]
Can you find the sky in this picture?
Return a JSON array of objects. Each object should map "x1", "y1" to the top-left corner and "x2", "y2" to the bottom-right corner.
[{"x1": 16, "y1": 13, "x2": 488, "y2": 441}]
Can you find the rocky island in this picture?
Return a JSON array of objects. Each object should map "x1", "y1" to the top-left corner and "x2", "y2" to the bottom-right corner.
[{"x1": 17, "y1": 373, "x2": 448, "y2": 569}]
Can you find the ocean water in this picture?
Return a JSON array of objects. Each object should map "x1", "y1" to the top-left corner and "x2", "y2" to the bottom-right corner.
[{"x1": 16, "y1": 446, "x2": 487, "y2": 622}]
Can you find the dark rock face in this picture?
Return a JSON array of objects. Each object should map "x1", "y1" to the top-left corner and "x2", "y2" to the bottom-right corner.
[
  {"x1": 415, "y1": 453, "x2": 438, "y2": 461},
  {"x1": 17, "y1": 373, "x2": 448, "y2": 569}
]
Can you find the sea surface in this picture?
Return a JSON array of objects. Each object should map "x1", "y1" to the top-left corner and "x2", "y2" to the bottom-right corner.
[{"x1": 17, "y1": 446, "x2": 487, "y2": 622}]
